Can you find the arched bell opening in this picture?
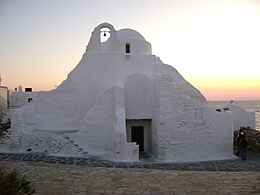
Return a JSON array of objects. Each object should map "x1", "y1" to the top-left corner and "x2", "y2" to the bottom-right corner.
[
  {"x1": 87, "y1": 22, "x2": 117, "y2": 53},
  {"x1": 100, "y1": 27, "x2": 111, "y2": 43}
]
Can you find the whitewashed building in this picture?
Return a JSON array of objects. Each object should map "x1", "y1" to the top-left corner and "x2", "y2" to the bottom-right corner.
[
  {"x1": 3, "y1": 23, "x2": 235, "y2": 162},
  {"x1": 9, "y1": 87, "x2": 39, "y2": 109},
  {"x1": 0, "y1": 86, "x2": 9, "y2": 112}
]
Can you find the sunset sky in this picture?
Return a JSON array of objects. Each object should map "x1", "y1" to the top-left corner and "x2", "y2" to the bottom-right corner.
[{"x1": 1, "y1": 0, "x2": 259, "y2": 100}]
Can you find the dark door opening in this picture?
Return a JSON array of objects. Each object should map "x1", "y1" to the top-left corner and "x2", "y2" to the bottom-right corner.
[{"x1": 131, "y1": 126, "x2": 144, "y2": 152}]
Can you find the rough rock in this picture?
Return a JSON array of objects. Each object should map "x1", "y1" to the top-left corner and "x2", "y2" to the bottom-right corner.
[{"x1": 234, "y1": 127, "x2": 260, "y2": 153}]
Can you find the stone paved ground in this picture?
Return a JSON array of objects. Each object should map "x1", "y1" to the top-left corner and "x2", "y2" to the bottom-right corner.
[
  {"x1": 0, "y1": 152, "x2": 260, "y2": 195},
  {"x1": 0, "y1": 152, "x2": 260, "y2": 172}
]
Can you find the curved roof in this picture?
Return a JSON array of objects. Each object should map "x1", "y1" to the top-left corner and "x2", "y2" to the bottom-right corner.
[{"x1": 117, "y1": 29, "x2": 146, "y2": 41}]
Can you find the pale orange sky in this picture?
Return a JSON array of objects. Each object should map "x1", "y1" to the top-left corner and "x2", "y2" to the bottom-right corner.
[
  {"x1": 188, "y1": 75, "x2": 260, "y2": 100},
  {"x1": 0, "y1": 0, "x2": 259, "y2": 100}
]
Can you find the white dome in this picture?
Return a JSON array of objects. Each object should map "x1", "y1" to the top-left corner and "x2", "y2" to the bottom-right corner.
[{"x1": 117, "y1": 29, "x2": 146, "y2": 41}]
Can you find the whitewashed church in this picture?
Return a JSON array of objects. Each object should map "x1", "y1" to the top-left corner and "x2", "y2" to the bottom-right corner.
[{"x1": 3, "y1": 23, "x2": 235, "y2": 162}]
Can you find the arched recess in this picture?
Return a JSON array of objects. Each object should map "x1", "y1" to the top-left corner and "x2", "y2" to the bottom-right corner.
[
  {"x1": 100, "y1": 27, "x2": 111, "y2": 43},
  {"x1": 87, "y1": 22, "x2": 117, "y2": 53},
  {"x1": 124, "y1": 73, "x2": 153, "y2": 155},
  {"x1": 124, "y1": 73, "x2": 153, "y2": 119}
]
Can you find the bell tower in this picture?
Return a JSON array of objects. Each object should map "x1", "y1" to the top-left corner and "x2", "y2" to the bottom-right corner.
[{"x1": 86, "y1": 22, "x2": 117, "y2": 53}]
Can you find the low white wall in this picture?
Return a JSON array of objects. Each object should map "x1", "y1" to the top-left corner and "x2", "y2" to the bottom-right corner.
[
  {"x1": 155, "y1": 105, "x2": 234, "y2": 162},
  {"x1": 227, "y1": 104, "x2": 255, "y2": 130},
  {"x1": 9, "y1": 91, "x2": 38, "y2": 109}
]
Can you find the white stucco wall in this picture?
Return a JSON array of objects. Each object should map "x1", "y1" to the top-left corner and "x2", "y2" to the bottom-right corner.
[
  {"x1": 3, "y1": 23, "x2": 235, "y2": 162},
  {"x1": 9, "y1": 91, "x2": 39, "y2": 109},
  {"x1": 116, "y1": 39, "x2": 152, "y2": 55},
  {"x1": 69, "y1": 85, "x2": 139, "y2": 161},
  {"x1": 124, "y1": 73, "x2": 153, "y2": 119},
  {"x1": 150, "y1": 74, "x2": 234, "y2": 162}
]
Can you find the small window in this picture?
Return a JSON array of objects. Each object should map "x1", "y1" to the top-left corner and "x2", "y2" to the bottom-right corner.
[
  {"x1": 25, "y1": 88, "x2": 32, "y2": 92},
  {"x1": 125, "y1": 43, "x2": 130, "y2": 53},
  {"x1": 28, "y1": 98, "x2": 33, "y2": 103}
]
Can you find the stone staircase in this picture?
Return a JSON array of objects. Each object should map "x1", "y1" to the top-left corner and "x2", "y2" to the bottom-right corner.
[{"x1": 64, "y1": 135, "x2": 89, "y2": 157}]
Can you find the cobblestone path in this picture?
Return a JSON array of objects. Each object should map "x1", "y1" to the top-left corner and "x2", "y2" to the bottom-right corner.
[{"x1": 1, "y1": 152, "x2": 260, "y2": 194}]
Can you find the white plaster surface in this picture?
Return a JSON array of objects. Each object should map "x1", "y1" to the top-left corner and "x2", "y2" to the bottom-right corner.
[
  {"x1": 1, "y1": 23, "x2": 235, "y2": 162},
  {"x1": 9, "y1": 91, "x2": 39, "y2": 109},
  {"x1": 226, "y1": 103, "x2": 255, "y2": 130}
]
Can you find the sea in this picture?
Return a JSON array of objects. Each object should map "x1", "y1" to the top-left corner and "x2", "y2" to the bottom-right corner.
[{"x1": 208, "y1": 100, "x2": 260, "y2": 131}]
